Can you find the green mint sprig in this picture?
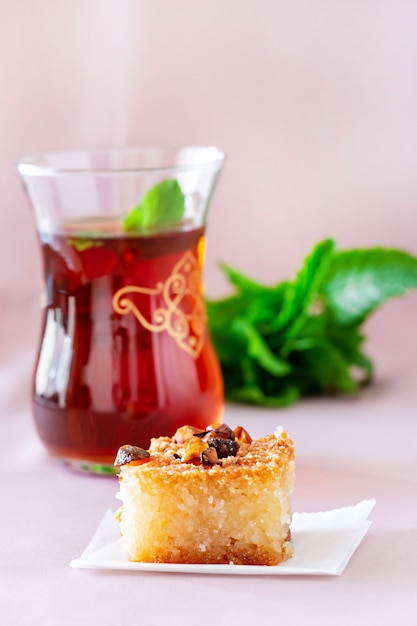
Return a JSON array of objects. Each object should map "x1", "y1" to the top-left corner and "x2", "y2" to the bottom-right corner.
[
  {"x1": 123, "y1": 179, "x2": 186, "y2": 233},
  {"x1": 206, "y1": 240, "x2": 417, "y2": 407}
]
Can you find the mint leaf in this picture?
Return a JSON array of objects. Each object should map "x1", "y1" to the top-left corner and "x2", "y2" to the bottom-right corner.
[
  {"x1": 227, "y1": 384, "x2": 299, "y2": 408},
  {"x1": 231, "y1": 317, "x2": 290, "y2": 376},
  {"x1": 67, "y1": 236, "x2": 104, "y2": 252},
  {"x1": 205, "y1": 296, "x2": 251, "y2": 363},
  {"x1": 268, "y1": 239, "x2": 335, "y2": 335},
  {"x1": 208, "y1": 266, "x2": 289, "y2": 330},
  {"x1": 288, "y1": 340, "x2": 358, "y2": 394},
  {"x1": 219, "y1": 263, "x2": 279, "y2": 295},
  {"x1": 206, "y1": 294, "x2": 252, "y2": 329},
  {"x1": 123, "y1": 179, "x2": 186, "y2": 233},
  {"x1": 321, "y1": 248, "x2": 417, "y2": 325}
]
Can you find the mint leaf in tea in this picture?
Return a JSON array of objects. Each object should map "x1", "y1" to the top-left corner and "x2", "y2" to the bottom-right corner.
[{"x1": 123, "y1": 179, "x2": 186, "y2": 233}]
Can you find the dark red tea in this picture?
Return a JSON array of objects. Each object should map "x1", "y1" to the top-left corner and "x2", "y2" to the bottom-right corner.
[{"x1": 33, "y1": 221, "x2": 224, "y2": 469}]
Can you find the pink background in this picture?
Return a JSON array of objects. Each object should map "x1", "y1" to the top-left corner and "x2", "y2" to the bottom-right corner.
[
  {"x1": 1, "y1": 3, "x2": 417, "y2": 624},
  {"x1": 2, "y1": 0, "x2": 417, "y2": 292},
  {"x1": 2, "y1": 0, "x2": 417, "y2": 408},
  {"x1": 0, "y1": 0, "x2": 417, "y2": 388}
]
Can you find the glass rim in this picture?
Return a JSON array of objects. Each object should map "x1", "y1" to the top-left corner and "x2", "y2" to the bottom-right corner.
[{"x1": 16, "y1": 145, "x2": 227, "y2": 177}]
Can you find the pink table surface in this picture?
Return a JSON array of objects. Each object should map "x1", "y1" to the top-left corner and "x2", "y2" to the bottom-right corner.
[{"x1": 1, "y1": 294, "x2": 416, "y2": 626}]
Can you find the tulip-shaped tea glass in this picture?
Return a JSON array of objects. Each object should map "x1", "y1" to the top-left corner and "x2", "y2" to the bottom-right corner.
[{"x1": 17, "y1": 147, "x2": 225, "y2": 473}]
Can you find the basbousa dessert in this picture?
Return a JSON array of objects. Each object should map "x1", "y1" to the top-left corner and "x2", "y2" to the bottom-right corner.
[{"x1": 115, "y1": 423, "x2": 295, "y2": 566}]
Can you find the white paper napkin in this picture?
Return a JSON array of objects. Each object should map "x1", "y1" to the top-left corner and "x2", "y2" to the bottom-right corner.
[{"x1": 70, "y1": 499, "x2": 375, "y2": 576}]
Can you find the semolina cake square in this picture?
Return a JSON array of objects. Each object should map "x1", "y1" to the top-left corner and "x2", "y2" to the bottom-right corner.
[{"x1": 115, "y1": 424, "x2": 295, "y2": 566}]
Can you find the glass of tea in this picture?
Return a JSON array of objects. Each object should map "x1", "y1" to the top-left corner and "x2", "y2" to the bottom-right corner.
[{"x1": 17, "y1": 147, "x2": 225, "y2": 473}]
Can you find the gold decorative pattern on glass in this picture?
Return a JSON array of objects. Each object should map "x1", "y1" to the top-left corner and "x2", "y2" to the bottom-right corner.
[{"x1": 112, "y1": 251, "x2": 206, "y2": 358}]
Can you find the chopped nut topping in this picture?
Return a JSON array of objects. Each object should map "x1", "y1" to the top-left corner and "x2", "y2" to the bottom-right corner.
[
  {"x1": 117, "y1": 423, "x2": 252, "y2": 469},
  {"x1": 208, "y1": 437, "x2": 239, "y2": 459},
  {"x1": 234, "y1": 425, "x2": 253, "y2": 444},
  {"x1": 173, "y1": 425, "x2": 205, "y2": 444},
  {"x1": 114, "y1": 445, "x2": 150, "y2": 467},
  {"x1": 182, "y1": 437, "x2": 209, "y2": 463},
  {"x1": 197, "y1": 423, "x2": 236, "y2": 442},
  {"x1": 200, "y1": 447, "x2": 220, "y2": 465}
]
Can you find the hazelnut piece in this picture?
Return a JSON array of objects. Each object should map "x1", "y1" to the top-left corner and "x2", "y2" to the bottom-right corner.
[
  {"x1": 114, "y1": 445, "x2": 150, "y2": 467},
  {"x1": 200, "y1": 447, "x2": 220, "y2": 465},
  {"x1": 182, "y1": 437, "x2": 209, "y2": 462},
  {"x1": 201, "y1": 423, "x2": 235, "y2": 442},
  {"x1": 233, "y1": 425, "x2": 253, "y2": 444},
  {"x1": 173, "y1": 425, "x2": 204, "y2": 444}
]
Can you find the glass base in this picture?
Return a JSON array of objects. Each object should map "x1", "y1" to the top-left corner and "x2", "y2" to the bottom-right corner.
[{"x1": 54, "y1": 456, "x2": 118, "y2": 476}]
